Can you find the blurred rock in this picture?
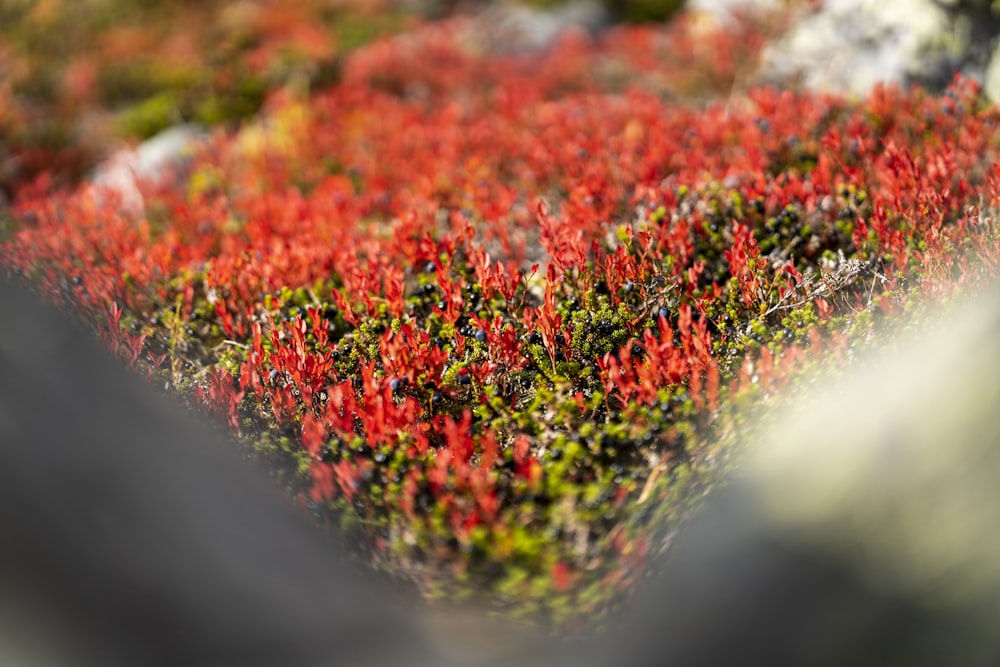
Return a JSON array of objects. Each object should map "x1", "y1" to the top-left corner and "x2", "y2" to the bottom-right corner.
[
  {"x1": 0, "y1": 278, "x2": 443, "y2": 667},
  {"x1": 6, "y1": 251, "x2": 1000, "y2": 666},
  {"x1": 588, "y1": 284, "x2": 1000, "y2": 666},
  {"x1": 984, "y1": 39, "x2": 1000, "y2": 100},
  {"x1": 754, "y1": 0, "x2": 1000, "y2": 99},
  {"x1": 466, "y1": 0, "x2": 1000, "y2": 100},
  {"x1": 472, "y1": 0, "x2": 613, "y2": 52},
  {"x1": 686, "y1": 0, "x2": 783, "y2": 20},
  {"x1": 91, "y1": 124, "x2": 205, "y2": 214},
  {"x1": 458, "y1": 0, "x2": 694, "y2": 53}
]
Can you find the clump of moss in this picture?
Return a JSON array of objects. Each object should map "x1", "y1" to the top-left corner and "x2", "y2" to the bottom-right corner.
[{"x1": 520, "y1": 0, "x2": 686, "y2": 23}]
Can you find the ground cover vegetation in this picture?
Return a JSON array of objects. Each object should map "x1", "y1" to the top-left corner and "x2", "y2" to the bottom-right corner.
[
  {"x1": 0, "y1": 0, "x2": 413, "y2": 198},
  {"x1": 4, "y1": 1, "x2": 1000, "y2": 632}
]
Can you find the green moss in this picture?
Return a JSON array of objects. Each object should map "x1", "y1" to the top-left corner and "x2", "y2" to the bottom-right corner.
[
  {"x1": 569, "y1": 301, "x2": 631, "y2": 362},
  {"x1": 522, "y1": 0, "x2": 686, "y2": 22},
  {"x1": 117, "y1": 93, "x2": 182, "y2": 139},
  {"x1": 193, "y1": 77, "x2": 268, "y2": 127},
  {"x1": 332, "y1": 10, "x2": 409, "y2": 52},
  {"x1": 0, "y1": 209, "x2": 19, "y2": 244}
]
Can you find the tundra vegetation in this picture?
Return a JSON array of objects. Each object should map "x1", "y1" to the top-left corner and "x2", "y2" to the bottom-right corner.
[{"x1": 3, "y1": 0, "x2": 1000, "y2": 632}]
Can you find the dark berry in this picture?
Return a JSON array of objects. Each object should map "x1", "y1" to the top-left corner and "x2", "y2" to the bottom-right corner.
[
  {"x1": 473, "y1": 329, "x2": 487, "y2": 343},
  {"x1": 424, "y1": 261, "x2": 437, "y2": 273},
  {"x1": 417, "y1": 490, "x2": 434, "y2": 512}
]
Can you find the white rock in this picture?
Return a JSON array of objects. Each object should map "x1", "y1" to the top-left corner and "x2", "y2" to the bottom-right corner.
[
  {"x1": 985, "y1": 41, "x2": 1000, "y2": 101},
  {"x1": 686, "y1": 0, "x2": 783, "y2": 20},
  {"x1": 91, "y1": 125, "x2": 205, "y2": 214},
  {"x1": 755, "y1": 0, "x2": 954, "y2": 98}
]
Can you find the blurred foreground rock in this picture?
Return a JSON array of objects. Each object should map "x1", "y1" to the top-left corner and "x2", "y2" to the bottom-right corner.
[
  {"x1": 587, "y1": 283, "x2": 1000, "y2": 667},
  {"x1": 6, "y1": 276, "x2": 1000, "y2": 666},
  {"x1": 0, "y1": 278, "x2": 441, "y2": 667}
]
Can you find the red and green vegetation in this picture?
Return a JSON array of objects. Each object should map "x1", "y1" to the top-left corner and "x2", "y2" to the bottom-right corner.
[
  {"x1": 4, "y1": 2, "x2": 1000, "y2": 632},
  {"x1": 0, "y1": 0, "x2": 413, "y2": 196}
]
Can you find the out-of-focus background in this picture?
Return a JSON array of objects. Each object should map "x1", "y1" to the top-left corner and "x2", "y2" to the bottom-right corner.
[
  {"x1": 0, "y1": 0, "x2": 407, "y2": 195},
  {"x1": 0, "y1": 0, "x2": 693, "y2": 198},
  {"x1": 6, "y1": 0, "x2": 1000, "y2": 203}
]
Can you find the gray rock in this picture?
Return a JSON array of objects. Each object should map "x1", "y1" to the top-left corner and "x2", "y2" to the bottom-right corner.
[
  {"x1": 6, "y1": 265, "x2": 1000, "y2": 665},
  {"x1": 984, "y1": 35, "x2": 1000, "y2": 100},
  {"x1": 91, "y1": 124, "x2": 205, "y2": 214},
  {"x1": 754, "y1": 0, "x2": 1000, "y2": 100},
  {"x1": 687, "y1": 0, "x2": 782, "y2": 20},
  {"x1": 473, "y1": 0, "x2": 612, "y2": 52},
  {"x1": 588, "y1": 285, "x2": 1000, "y2": 667},
  {"x1": 760, "y1": 0, "x2": 952, "y2": 95},
  {"x1": 0, "y1": 278, "x2": 444, "y2": 667}
]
